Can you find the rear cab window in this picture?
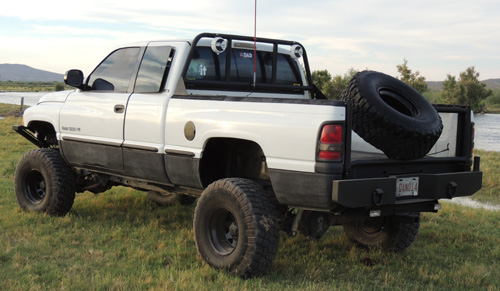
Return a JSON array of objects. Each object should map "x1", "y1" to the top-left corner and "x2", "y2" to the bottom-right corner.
[
  {"x1": 183, "y1": 34, "x2": 311, "y2": 98},
  {"x1": 134, "y1": 45, "x2": 175, "y2": 93}
]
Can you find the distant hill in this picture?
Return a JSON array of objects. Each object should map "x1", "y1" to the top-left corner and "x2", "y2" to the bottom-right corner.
[
  {"x1": 426, "y1": 81, "x2": 444, "y2": 92},
  {"x1": 482, "y1": 79, "x2": 500, "y2": 91},
  {"x1": 0, "y1": 64, "x2": 64, "y2": 82},
  {"x1": 426, "y1": 78, "x2": 500, "y2": 92}
]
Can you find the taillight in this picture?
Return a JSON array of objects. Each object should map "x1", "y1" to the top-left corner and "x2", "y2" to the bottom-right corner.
[
  {"x1": 471, "y1": 123, "x2": 475, "y2": 156},
  {"x1": 318, "y1": 124, "x2": 343, "y2": 161}
]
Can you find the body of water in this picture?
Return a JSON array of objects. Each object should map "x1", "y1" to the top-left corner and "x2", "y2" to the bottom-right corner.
[
  {"x1": 1, "y1": 92, "x2": 499, "y2": 152},
  {"x1": 0, "y1": 92, "x2": 48, "y2": 107},
  {"x1": 473, "y1": 113, "x2": 500, "y2": 152}
]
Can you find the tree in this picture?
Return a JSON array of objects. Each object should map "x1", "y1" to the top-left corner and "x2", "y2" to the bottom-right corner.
[
  {"x1": 441, "y1": 66, "x2": 492, "y2": 113},
  {"x1": 55, "y1": 83, "x2": 65, "y2": 91},
  {"x1": 441, "y1": 74, "x2": 459, "y2": 104},
  {"x1": 311, "y1": 70, "x2": 332, "y2": 90},
  {"x1": 396, "y1": 59, "x2": 428, "y2": 93},
  {"x1": 312, "y1": 68, "x2": 358, "y2": 100}
]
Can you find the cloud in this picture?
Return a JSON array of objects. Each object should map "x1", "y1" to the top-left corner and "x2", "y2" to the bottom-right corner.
[{"x1": 1, "y1": 0, "x2": 499, "y2": 80}]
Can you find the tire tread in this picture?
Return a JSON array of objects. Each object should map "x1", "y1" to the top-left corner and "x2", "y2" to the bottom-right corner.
[
  {"x1": 194, "y1": 178, "x2": 279, "y2": 278},
  {"x1": 341, "y1": 71, "x2": 443, "y2": 160},
  {"x1": 15, "y1": 149, "x2": 75, "y2": 216}
]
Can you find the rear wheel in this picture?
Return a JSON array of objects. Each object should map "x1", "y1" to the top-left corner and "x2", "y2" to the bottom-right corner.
[
  {"x1": 193, "y1": 178, "x2": 279, "y2": 278},
  {"x1": 343, "y1": 213, "x2": 420, "y2": 252},
  {"x1": 14, "y1": 149, "x2": 76, "y2": 216}
]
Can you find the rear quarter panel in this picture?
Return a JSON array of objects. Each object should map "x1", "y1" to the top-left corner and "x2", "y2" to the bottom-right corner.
[{"x1": 164, "y1": 97, "x2": 346, "y2": 173}]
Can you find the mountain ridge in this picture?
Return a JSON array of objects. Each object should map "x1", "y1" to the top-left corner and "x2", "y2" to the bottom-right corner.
[
  {"x1": 0, "y1": 64, "x2": 64, "y2": 82},
  {"x1": 427, "y1": 79, "x2": 500, "y2": 92},
  {"x1": 1, "y1": 63, "x2": 499, "y2": 91}
]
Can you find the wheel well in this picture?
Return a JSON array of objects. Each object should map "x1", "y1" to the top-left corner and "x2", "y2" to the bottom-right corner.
[
  {"x1": 28, "y1": 121, "x2": 58, "y2": 148},
  {"x1": 199, "y1": 138, "x2": 269, "y2": 187}
]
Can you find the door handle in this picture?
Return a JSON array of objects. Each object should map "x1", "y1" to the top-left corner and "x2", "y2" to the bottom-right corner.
[{"x1": 114, "y1": 104, "x2": 125, "y2": 113}]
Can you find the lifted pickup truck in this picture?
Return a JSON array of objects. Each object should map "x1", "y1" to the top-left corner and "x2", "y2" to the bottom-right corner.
[{"x1": 13, "y1": 33, "x2": 482, "y2": 277}]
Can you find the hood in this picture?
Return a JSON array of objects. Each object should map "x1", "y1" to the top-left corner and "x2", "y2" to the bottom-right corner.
[{"x1": 38, "y1": 90, "x2": 74, "y2": 104}]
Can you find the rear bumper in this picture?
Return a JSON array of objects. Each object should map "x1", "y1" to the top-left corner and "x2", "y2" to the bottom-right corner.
[
  {"x1": 332, "y1": 171, "x2": 483, "y2": 208},
  {"x1": 269, "y1": 168, "x2": 482, "y2": 210}
]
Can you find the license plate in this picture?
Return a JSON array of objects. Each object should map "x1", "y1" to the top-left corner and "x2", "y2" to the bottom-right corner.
[{"x1": 396, "y1": 177, "x2": 419, "y2": 197}]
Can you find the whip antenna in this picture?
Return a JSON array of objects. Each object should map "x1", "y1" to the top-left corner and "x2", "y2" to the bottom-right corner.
[{"x1": 253, "y1": 0, "x2": 257, "y2": 88}]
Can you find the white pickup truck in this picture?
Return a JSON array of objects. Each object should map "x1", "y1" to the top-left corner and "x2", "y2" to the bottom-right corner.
[{"x1": 13, "y1": 33, "x2": 482, "y2": 277}]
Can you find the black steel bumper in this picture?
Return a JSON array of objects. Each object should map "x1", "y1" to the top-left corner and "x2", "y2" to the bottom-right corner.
[
  {"x1": 270, "y1": 161, "x2": 482, "y2": 211},
  {"x1": 332, "y1": 171, "x2": 483, "y2": 208},
  {"x1": 12, "y1": 125, "x2": 46, "y2": 148}
]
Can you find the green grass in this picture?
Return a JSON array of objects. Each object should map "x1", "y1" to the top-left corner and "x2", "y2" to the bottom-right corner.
[
  {"x1": 0, "y1": 103, "x2": 28, "y2": 117},
  {"x1": 1, "y1": 103, "x2": 500, "y2": 290},
  {"x1": 473, "y1": 149, "x2": 500, "y2": 204},
  {"x1": 485, "y1": 107, "x2": 500, "y2": 114},
  {"x1": 0, "y1": 81, "x2": 70, "y2": 92}
]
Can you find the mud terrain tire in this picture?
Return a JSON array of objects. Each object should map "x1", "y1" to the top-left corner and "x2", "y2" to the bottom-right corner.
[
  {"x1": 193, "y1": 178, "x2": 279, "y2": 278},
  {"x1": 341, "y1": 70, "x2": 443, "y2": 160},
  {"x1": 14, "y1": 149, "x2": 76, "y2": 216},
  {"x1": 343, "y1": 213, "x2": 421, "y2": 252}
]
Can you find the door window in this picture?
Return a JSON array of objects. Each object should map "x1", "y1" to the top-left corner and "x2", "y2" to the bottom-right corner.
[{"x1": 87, "y1": 47, "x2": 141, "y2": 92}]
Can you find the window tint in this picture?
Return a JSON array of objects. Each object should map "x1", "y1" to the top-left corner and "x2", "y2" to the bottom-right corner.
[
  {"x1": 230, "y1": 49, "x2": 271, "y2": 83},
  {"x1": 185, "y1": 46, "x2": 302, "y2": 86},
  {"x1": 135, "y1": 46, "x2": 173, "y2": 93},
  {"x1": 88, "y1": 47, "x2": 141, "y2": 92},
  {"x1": 186, "y1": 47, "x2": 226, "y2": 81},
  {"x1": 276, "y1": 54, "x2": 301, "y2": 85}
]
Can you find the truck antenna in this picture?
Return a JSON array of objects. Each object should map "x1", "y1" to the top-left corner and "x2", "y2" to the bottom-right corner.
[{"x1": 253, "y1": 0, "x2": 257, "y2": 88}]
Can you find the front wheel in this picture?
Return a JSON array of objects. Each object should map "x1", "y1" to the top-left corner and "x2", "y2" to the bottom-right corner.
[
  {"x1": 14, "y1": 149, "x2": 76, "y2": 216},
  {"x1": 193, "y1": 178, "x2": 280, "y2": 278},
  {"x1": 343, "y1": 213, "x2": 420, "y2": 252}
]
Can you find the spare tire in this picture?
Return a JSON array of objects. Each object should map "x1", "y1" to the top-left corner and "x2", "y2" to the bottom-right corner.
[{"x1": 341, "y1": 71, "x2": 443, "y2": 160}]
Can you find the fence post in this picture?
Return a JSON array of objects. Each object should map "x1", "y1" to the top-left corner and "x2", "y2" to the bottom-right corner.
[{"x1": 20, "y1": 97, "x2": 24, "y2": 112}]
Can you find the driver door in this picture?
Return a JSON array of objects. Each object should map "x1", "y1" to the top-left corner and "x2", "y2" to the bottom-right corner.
[{"x1": 59, "y1": 47, "x2": 143, "y2": 172}]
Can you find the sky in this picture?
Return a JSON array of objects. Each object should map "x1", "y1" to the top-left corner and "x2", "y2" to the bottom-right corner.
[{"x1": 0, "y1": 0, "x2": 499, "y2": 81}]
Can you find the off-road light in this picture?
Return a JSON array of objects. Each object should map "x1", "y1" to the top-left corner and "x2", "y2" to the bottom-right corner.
[
  {"x1": 369, "y1": 210, "x2": 381, "y2": 217},
  {"x1": 290, "y1": 44, "x2": 303, "y2": 59},
  {"x1": 211, "y1": 37, "x2": 227, "y2": 54}
]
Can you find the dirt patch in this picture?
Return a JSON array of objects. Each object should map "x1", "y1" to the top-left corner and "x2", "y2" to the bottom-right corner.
[{"x1": 445, "y1": 197, "x2": 500, "y2": 212}]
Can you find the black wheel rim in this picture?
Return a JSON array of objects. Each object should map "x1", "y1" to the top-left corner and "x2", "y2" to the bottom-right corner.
[
  {"x1": 24, "y1": 170, "x2": 46, "y2": 203},
  {"x1": 359, "y1": 217, "x2": 386, "y2": 235},
  {"x1": 209, "y1": 208, "x2": 239, "y2": 255}
]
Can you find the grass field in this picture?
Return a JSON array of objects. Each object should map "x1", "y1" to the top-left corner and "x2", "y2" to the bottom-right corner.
[
  {"x1": 1, "y1": 103, "x2": 499, "y2": 290},
  {"x1": 0, "y1": 81, "x2": 70, "y2": 92}
]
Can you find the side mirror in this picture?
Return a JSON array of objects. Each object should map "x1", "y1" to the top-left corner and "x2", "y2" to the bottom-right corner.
[{"x1": 64, "y1": 69, "x2": 85, "y2": 89}]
